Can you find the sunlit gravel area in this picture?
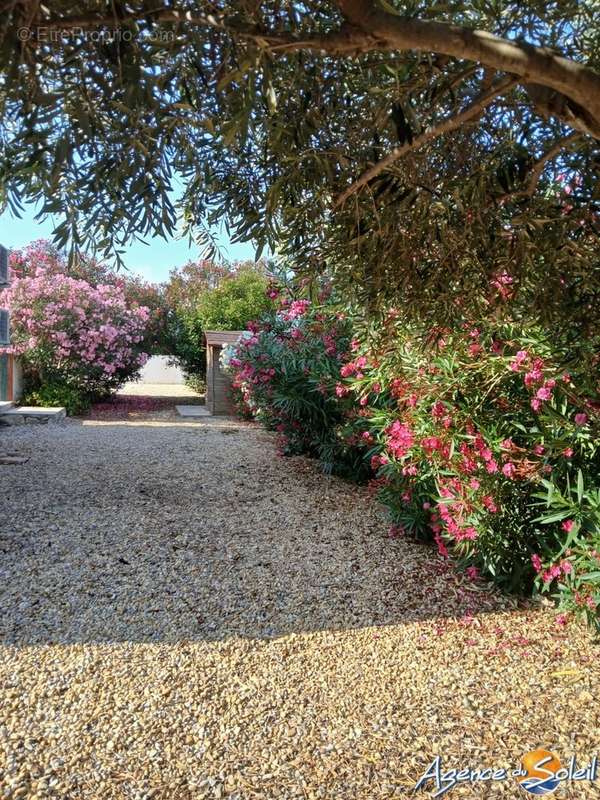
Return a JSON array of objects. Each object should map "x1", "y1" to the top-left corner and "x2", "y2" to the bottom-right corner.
[
  {"x1": 117, "y1": 382, "x2": 202, "y2": 398},
  {"x1": 1, "y1": 409, "x2": 598, "y2": 799}
]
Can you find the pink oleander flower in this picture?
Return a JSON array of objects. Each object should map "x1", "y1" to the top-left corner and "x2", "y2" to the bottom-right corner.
[
  {"x1": 510, "y1": 350, "x2": 529, "y2": 371},
  {"x1": 465, "y1": 566, "x2": 480, "y2": 581},
  {"x1": 502, "y1": 462, "x2": 516, "y2": 478},
  {"x1": 434, "y1": 533, "x2": 449, "y2": 558},
  {"x1": 561, "y1": 519, "x2": 575, "y2": 533},
  {"x1": 370, "y1": 453, "x2": 389, "y2": 470},
  {"x1": 531, "y1": 554, "x2": 543, "y2": 573},
  {"x1": 3, "y1": 260, "x2": 149, "y2": 392},
  {"x1": 555, "y1": 613, "x2": 569, "y2": 627},
  {"x1": 562, "y1": 447, "x2": 574, "y2": 458},
  {"x1": 282, "y1": 299, "x2": 310, "y2": 321},
  {"x1": 574, "y1": 413, "x2": 588, "y2": 426},
  {"x1": 385, "y1": 420, "x2": 414, "y2": 459}
]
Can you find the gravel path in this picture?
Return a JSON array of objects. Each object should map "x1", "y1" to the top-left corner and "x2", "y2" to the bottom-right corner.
[{"x1": 1, "y1": 409, "x2": 599, "y2": 799}]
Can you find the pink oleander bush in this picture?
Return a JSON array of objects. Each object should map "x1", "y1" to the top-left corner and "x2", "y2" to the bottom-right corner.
[
  {"x1": 347, "y1": 314, "x2": 600, "y2": 629},
  {"x1": 227, "y1": 285, "x2": 600, "y2": 630},
  {"x1": 0, "y1": 264, "x2": 150, "y2": 413},
  {"x1": 226, "y1": 294, "x2": 369, "y2": 479}
]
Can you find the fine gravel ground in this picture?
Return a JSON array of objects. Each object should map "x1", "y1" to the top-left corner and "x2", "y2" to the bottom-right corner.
[{"x1": 0, "y1": 407, "x2": 599, "y2": 799}]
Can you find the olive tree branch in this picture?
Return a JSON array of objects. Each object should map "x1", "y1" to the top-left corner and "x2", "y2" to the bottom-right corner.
[{"x1": 334, "y1": 75, "x2": 519, "y2": 208}]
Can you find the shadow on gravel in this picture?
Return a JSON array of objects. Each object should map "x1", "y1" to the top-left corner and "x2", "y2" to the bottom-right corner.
[{"x1": 0, "y1": 414, "x2": 513, "y2": 647}]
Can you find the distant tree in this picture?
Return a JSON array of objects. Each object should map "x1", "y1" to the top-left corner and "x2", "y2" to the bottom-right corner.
[
  {"x1": 163, "y1": 259, "x2": 272, "y2": 381},
  {"x1": 196, "y1": 268, "x2": 273, "y2": 331},
  {"x1": 163, "y1": 259, "x2": 231, "y2": 312}
]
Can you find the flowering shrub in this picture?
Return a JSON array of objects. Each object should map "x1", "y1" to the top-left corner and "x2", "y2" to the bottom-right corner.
[
  {"x1": 227, "y1": 299, "x2": 369, "y2": 479},
  {"x1": 347, "y1": 316, "x2": 599, "y2": 618},
  {"x1": 9, "y1": 240, "x2": 170, "y2": 355},
  {"x1": 228, "y1": 286, "x2": 600, "y2": 630},
  {"x1": 1, "y1": 266, "x2": 150, "y2": 412}
]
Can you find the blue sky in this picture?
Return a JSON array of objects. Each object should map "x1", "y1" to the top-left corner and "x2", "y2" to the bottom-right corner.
[{"x1": 0, "y1": 203, "x2": 256, "y2": 283}]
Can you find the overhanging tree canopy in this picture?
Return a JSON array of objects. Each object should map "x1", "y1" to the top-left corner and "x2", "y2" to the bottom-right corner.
[{"x1": 1, "y1": 1, "x2": 599, "y2": 327}]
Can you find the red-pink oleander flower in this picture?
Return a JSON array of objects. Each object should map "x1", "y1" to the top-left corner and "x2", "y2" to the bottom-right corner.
[
  {"x1": 531, "y1": 554, "x2": 543, "y2": 573},
  {"x1": 574, "y1": 413, "x2": 588, "y2": 426},
  {"x1": 561, "y1": 519, "x2": 575, "y2": 533},
  {"x1": 482, "y1": 495, "x2": 498, "y2": 513},
  {"x1": 385, "y1": 420, "x2": 414, "y2": 459},
  {"x1": 434, "y1": 533, "x2": 449, "y2": 558}
]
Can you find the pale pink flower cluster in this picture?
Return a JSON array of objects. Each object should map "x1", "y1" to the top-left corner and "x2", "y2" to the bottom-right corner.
[{"x1": 0, "y1": 267, "x2": 150, "y2": 386}]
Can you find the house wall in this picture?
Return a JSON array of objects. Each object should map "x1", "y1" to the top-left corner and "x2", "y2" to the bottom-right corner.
[
  {"x1": 0, "y1": 357, "x2": 24, "y2": 402},
  {"x1": 136, "y1": 355, "x2": 186, "y2": 384}
]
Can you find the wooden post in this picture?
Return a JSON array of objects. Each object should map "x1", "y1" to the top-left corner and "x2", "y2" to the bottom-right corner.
[{"x1": 204, "y1": 331, "x2": 243, "y2": 415}]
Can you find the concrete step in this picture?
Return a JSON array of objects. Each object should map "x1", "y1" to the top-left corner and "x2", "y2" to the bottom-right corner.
[
  {"x1": 0, "y1": 401, "x2": 15, "y2": 413},
  {"x1": 0, "y1": 406, "x2": 66, "y2": 425},
  {"x1": 176, "y1": 404, "x2": 210, "y2": 418}
]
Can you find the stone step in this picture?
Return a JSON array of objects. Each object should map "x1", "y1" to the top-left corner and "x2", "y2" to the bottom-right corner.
[
  {"x1": 0, "y1": 401, "x2": 14, "y2": 413},
  {"x1": 176, "y1": 404, "x2": 211, "y2": 417},
  {"x1": 0, "y1": 406, "x2": 66, "y2": 425}
]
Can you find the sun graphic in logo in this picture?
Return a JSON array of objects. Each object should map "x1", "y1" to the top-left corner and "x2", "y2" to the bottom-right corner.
[{"x1": 518, "y1": 750, "x2": 562, "y2": 795}]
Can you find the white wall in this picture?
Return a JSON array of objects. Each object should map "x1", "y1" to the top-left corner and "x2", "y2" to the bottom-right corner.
[{"x1": 137, "y1": 355, "x2": 186, "y2": 384}]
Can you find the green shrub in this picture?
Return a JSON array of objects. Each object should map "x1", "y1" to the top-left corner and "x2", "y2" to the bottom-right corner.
[{"x1": 24, "y1": 381, "x2": 92, "y2": 415}]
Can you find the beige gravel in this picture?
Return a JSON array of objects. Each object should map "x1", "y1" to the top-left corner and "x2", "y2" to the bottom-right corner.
[{"x1": 0, "y1": 407, "x2": 599, "y2": 799}]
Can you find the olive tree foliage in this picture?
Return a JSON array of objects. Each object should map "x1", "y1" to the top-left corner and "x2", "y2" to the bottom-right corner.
[{"x1": 1, "y1": 0, "x2": 599, "y2": 330}]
